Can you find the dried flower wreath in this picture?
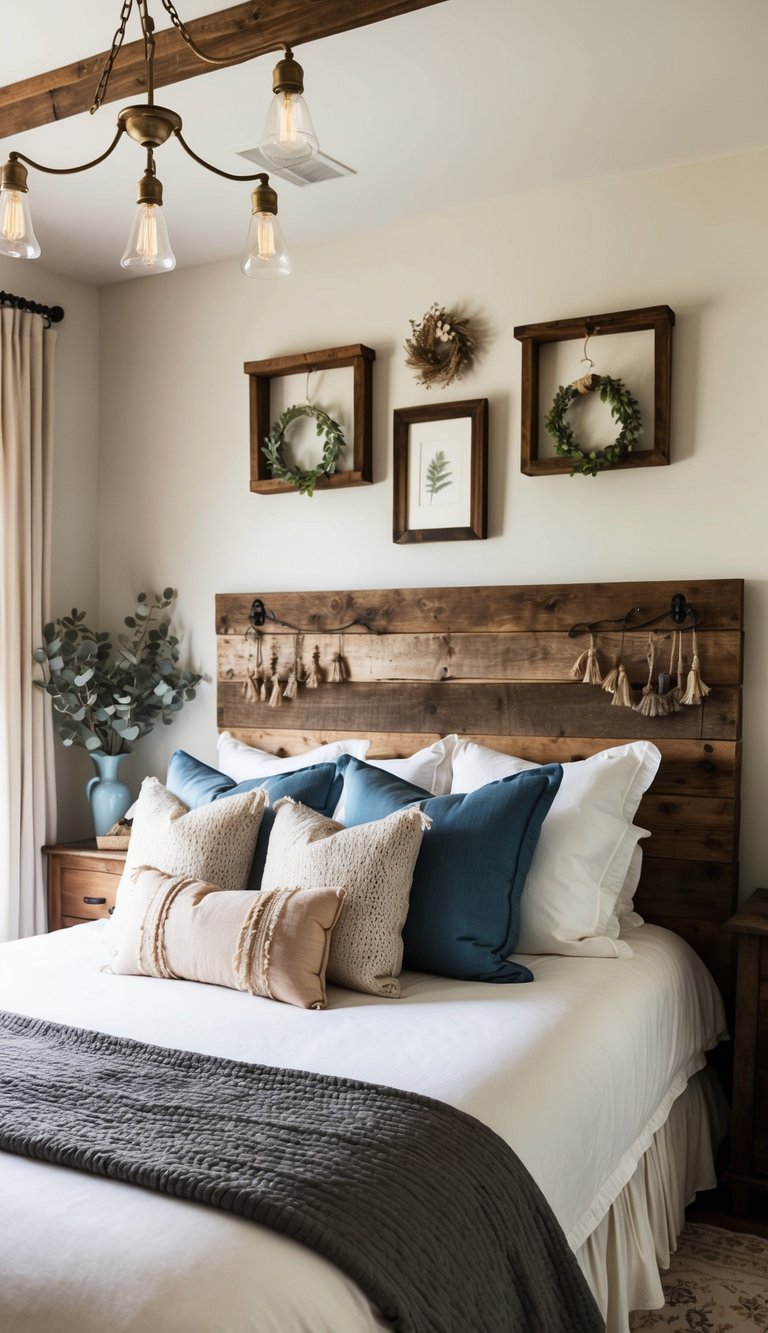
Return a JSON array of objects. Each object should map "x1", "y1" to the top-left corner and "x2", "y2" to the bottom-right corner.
[{"x1": 404, "y1": 302, "x2": 478, "y2": 388}]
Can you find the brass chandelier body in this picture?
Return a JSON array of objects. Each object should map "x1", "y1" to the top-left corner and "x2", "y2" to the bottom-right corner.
[{"x1": 0, "y1": 0, "x2": 303, "y2": 275}]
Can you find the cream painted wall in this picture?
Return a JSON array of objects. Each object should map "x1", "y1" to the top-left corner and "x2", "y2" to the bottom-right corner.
[
  {"x1": 0, "y1": 256, "x2": 100, "y2": 839},
  {"x1": 98, "y1": 148, "x2": 768, "y2": 895}
]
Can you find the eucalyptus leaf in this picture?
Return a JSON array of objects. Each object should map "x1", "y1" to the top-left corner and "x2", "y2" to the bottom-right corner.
[{"x1": 32, "y1": 588, "x2": 201, "y2": 756}]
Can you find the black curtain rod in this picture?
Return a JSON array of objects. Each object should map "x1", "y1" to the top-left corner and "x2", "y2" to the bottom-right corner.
[{"x1": 0, "y1": 290, "x2": 64, "y2": 328}]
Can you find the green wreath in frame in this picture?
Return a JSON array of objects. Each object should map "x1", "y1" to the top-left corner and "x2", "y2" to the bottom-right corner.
[
  {"x1": 544, "y1": 373, "x2": 643, "y2": 478},
  {"x1": 263, "y1": 403, "x2": 346, "y2": 497}
]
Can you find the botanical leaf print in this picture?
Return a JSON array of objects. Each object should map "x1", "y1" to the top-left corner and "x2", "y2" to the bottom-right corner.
[{"x1": 425, "y1": 450, "x2": 453, "y2": 502}]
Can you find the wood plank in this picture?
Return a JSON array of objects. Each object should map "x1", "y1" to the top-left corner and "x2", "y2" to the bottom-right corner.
[
  {"x1": 0, "y1": 1, "x2": 449, "y2": 136},
  {"x1": 639, "y1": 795, "x2": 737, "y2": 863},
  {"x1": 218, "y1": 629, "x2": 742, "y2": 687},
  {"x1": 216, "y1": 580, "x2": 744, "y2": 635},
  {"x1": 222, "y1": 729, "x2": 739, "y2": 799},
  {"x1": 217, "y1": 679, "x2": 741, "y2": 741},
  {"x1": 634, "y1": 859, "x2": 738, "y2": 919}
]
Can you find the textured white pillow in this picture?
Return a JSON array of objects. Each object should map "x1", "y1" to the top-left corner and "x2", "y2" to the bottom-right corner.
[
  {"x1": 451, "y1": 740, "x2": 660, "y2": 957},
  {"x1": 217, "y1": 731, "x2": 369, "y2": 783},
  {"x1": 261, "y1": 798, "x2": 429, "y2": 998}
]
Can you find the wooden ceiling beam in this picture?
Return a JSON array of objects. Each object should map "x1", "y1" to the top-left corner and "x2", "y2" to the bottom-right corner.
[{"x1": 0, "y1": 0, "x2": 447, "y2": 139}]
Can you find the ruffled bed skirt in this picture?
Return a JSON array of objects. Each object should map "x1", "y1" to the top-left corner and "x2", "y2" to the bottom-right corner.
[{"x1": 575, "y1": 1066, "x2": 729, "y2": 1333}]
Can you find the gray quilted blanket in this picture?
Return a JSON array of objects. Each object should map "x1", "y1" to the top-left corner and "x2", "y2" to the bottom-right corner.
[{"x1": 0, "y1": 1009, "x2": 604, "y2": 1333}]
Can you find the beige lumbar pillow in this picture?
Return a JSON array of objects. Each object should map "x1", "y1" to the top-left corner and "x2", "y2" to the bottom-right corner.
[
  {"x1": 109, "y1": 865, "x2": 346, "y2": 1010},
  {"x1": 260, "y1": 798, "x2": 429, "y2": 998},
  {"x1": 122, "y1": 777, "x2": 266, "y2": 891}
]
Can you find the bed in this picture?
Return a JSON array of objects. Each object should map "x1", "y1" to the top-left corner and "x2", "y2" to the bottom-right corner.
[{"x1": 0, "y1": 579, "x2": 744, "y2": 1333}]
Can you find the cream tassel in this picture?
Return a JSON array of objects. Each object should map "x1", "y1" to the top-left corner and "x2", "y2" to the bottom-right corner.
[
  {"x1": 680, "y1": 628, "x2": 711, "y2": 706},
  {"x1": 611, "y1": 662, "x2": 635, "y2": 708},
  {"x1": 283, "y1": 665, "x2": 298, "y2": 700},
  {"x1": 662, "y1": 631, "x2": 683, "y2": 713},
  {"x1": 268, "y1": 672, "x2": 282, "y2": 707},
  {"x1": 570, "y1": 648, "x2": 588, "y2": 680},
  {"x1": 306, "y1": 645, "x2": 322, "y2": 689},
  {"x1": 330, "y1": 652, "x2": 346, "y2": 683},
  {"x1": 635, "y1": 633, "x2": 669, "y2": 717},
  {"x1": 583, "y1": 633, "x2": 603, "y2": 685}
]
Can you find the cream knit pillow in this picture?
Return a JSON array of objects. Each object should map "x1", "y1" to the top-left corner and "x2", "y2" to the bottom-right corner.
[
  {"x1": 261, "y1": 799, "x2": 429, "y2": 998},
  {"x1": 109, "y1": 866, "x2": 345, "y2": 1010}
]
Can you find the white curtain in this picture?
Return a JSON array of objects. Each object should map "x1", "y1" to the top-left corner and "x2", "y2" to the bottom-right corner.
[{"x1": 0, "y1": 306, "x2": 57, "y2": 942}]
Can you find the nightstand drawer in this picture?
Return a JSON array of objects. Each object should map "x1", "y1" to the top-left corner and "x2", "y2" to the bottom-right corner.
[
  {"x1": 44, "y1": 841, "x2": 127, "y2": 931},
  {"x1": 60, "y1": 870, "x2": 119, "y2": 920}
]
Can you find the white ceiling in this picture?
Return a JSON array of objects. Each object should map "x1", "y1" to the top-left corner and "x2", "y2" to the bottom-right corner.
[{"x1": 2, "y1": 0, "x2": 768, "y2": 286}]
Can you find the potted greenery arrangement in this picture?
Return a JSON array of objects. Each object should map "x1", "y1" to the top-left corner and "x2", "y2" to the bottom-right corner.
[{"x1": 33, "y1": 587, "x2": 201, "y2": 835}]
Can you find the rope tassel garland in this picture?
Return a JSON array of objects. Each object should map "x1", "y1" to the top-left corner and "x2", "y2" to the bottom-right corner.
[{"x1": 680, "y1": 628, "x2": 711, "y2": 706}]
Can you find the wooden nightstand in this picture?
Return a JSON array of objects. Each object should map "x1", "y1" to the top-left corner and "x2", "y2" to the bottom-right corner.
[
  {"x1": 725, "y1": 889, "x2": 768, "y2": 1213},
  {"x1": 43, "y1": 841, "x2": 127, "y2": 931}
]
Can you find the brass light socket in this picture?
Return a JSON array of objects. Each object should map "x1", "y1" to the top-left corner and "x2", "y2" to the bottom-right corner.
[
  {"x1": 272, "y1": 48, "x2": 304, "y2": 96},
  {"x1": 251, "y1": 181, "x2": 278, "y2": 216},
  {"x1": 1, "y1": 158, "x2": 29, "y2": 193},
  {"x1": 136, "y1": 170, "x2": 164, "y2": 207}
]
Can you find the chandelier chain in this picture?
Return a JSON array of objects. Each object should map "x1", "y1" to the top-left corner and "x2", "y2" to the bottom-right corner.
[
  {"x1": 160, "y1": 0, "x2": 231, "y2": 66},
  {"x1": 91, "y1": 0, "x2": 136, "y2": 114}
]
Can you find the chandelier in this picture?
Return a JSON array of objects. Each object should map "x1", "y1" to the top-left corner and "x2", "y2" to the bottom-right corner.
[{"x1": 0, "y1": 0, "x2": 322, "y2": 277}]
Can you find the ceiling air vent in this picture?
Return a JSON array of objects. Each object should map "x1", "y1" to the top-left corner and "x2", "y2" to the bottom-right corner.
[{"x1": 234, "y1": 146, "x2": 356, "y2": 188}]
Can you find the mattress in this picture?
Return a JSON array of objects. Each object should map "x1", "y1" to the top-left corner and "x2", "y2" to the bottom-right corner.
[{"x1": 0, "y1": 920, "x2": 726, "y2": 1333}]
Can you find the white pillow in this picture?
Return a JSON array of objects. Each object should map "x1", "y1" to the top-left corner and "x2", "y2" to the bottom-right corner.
[
  {"x1": 451, "y1": 740, "x2": 660, "y2": 957},
  {"x1": 216, "y1": 731, "x2": 369, "y2": 783},
  {"x1": 369, "y1": 735, "x2": 456, "y2": 794},
  {"x1": 334, "y1": 735, "x2": 456, "y2": 820},
  {"x1": 617, "y1": 842, "x2": 645, "y2": 930}
]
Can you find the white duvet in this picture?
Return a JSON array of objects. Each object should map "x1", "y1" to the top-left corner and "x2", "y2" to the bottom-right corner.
[{"x1": 0, "y1": 922, "x2": 725, "y2": 1333}]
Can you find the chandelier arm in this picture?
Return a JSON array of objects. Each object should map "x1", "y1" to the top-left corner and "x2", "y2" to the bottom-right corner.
[
  {"x1": 173, "y1": 130, "x2": 270, "y2": 183},
  {"x1": 8, "y1": 126, "x2": 127, "y2": 177},
  {"x1": 160, "y1": 0, "x2": 281, "y2": 68}
]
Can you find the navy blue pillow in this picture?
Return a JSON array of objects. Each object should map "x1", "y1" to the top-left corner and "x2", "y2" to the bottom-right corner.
[
  {"x1": 165, "y1": 751, "x2": 343, "y2": 891},
  {"x1": 337, "y1": 755, "x2": 563, "y2": 983}
]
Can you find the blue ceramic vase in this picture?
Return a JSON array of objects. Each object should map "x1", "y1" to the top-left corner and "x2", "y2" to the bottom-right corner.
[{"x1": 86, "y1": 752, "x2": 131, "y2": 837}]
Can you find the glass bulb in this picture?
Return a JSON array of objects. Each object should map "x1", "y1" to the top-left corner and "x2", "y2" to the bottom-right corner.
[
  {"x1": 260, "y1": 92, "x2": 318, "y2": 166},
  {"x1": 0, "y1": 187, "x2": 41, "y2": 259},
  {"x1": 120, "y1": 202, "x2": 175, "y2": 272},
  {"x1": 241, "y1": 210, "x2": 291, "y2": 279}
]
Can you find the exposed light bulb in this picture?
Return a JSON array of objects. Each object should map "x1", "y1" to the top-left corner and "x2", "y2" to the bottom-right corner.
[
  {"x1": 0, "y1": 186, "x2": 41, "y2": 259},
  {"x1": 241, "y1": 210, "x2": 291, "y2": 278},
  {"x1": 260, "y1": 48, "x2": 319, "y2": 167},
  {"x1": 121, "y1": 201, "x2": 175, "y2": 273}
]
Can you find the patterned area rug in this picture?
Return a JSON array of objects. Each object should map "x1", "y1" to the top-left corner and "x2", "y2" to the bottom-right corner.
[{"x1": 630, "y1": 1223, "x2": 768, "y2": 1332}]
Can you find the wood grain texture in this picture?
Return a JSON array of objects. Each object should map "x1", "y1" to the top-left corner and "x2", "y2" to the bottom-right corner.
[
  {"x1": 0, "y1": 1, "x2": 448, "y2": 135},
  {"x1": 216, "y1": 579, "x2": 744, "y2": 991},
  {"x1": 218, "y1": 679, "x2": 740, "y2": 740},
  {"x1": 216, "y1": 580, "x2": 743, "y2": 635},
  {"x1": 218, "y1": 629, "x2": 742, "y2": 686}
]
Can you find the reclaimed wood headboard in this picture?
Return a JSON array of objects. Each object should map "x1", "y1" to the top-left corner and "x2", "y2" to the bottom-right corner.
[{"x1": 216, "y1": 579, "x2": 743, "y2": 994}]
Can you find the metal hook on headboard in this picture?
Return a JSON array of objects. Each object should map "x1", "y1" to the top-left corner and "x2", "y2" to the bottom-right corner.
[
  {"x1": 248, "y1": 598, "x2": 381, "y2": 636},
  {"x1": 568, "y1": 593, "x2": 701, "y2": 639}
]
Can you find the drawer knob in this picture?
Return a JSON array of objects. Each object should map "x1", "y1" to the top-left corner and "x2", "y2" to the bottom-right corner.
[{"x1": 83, "y1": 896, "x2": 107, "y2": 905}]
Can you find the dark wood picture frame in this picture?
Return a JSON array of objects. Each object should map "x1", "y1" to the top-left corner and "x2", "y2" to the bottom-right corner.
[
  {"x1": 393, "y1": 399, "x2": 488, "y2": 543},
  {"x1": 244, "y1": 343, "x2": 375, "y2": 495},
  {"x1": 513, "y1": 305, "x2": 675, "y2": 476}
]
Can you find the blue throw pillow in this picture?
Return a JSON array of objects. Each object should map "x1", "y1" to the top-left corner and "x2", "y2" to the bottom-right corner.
[
  {"x1": 166, "y1": 751, "x2": 343, "y2": 890},
  {"x1": 337, "y1": 755, "x2": 563, "y2": 983}
]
